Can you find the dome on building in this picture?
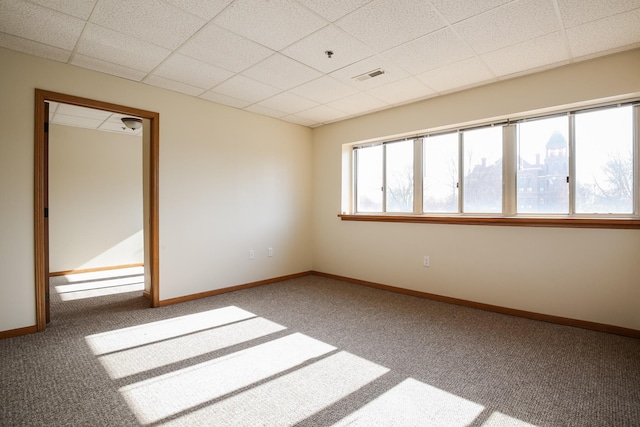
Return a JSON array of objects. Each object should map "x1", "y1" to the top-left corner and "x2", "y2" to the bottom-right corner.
[{"x1": 546, "y1": 131, "x2": 567, "y2": 149}]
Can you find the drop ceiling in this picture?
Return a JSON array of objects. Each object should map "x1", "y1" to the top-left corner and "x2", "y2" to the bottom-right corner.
[{"x1": 2, "y1": 0, "x2": 639, "y2": 128}]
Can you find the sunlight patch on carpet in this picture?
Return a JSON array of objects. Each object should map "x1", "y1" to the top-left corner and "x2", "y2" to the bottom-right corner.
[{"x1": 482, "y1": 411, "x2": 539, "y2": 427}]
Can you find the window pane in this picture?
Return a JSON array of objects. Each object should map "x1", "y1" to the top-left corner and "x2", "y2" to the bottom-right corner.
[
  {"x1": 517, "y1": 116, "x2": 569, "y2": 213},
  {"x1": 463, "y1": 127, "x2": 503, "y2": 213},
  {"x1": 575, "y1": 106, "x2": 633, "y2": 214},
  {"x1": 423, "y1": 133, "x2": 458, "y2": 213},
  {"x1": 386, "y1": 140, "x2": 414, "y2": 212},
  {"x1": 356, "y1": 145, "x2": 383, "y2": 212}
]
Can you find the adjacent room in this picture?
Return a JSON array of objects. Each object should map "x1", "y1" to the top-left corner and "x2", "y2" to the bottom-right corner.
[{"x1": 1, "y1": 1, "x2": 639, "y2": 425}]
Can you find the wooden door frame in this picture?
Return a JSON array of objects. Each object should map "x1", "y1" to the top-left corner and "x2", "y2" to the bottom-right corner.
[{"x1": 34, "y1": 89, "x2": 160, "y2": 331}]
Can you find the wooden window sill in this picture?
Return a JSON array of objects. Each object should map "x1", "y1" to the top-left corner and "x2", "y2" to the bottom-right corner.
[{"x1": 338, "y1": 214, "x2": 640, "y2": 229}]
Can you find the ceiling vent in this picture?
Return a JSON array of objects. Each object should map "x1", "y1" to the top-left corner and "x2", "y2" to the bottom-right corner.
[{"x1": 352, "y1": 68, "x2": 385, "y2": 82}]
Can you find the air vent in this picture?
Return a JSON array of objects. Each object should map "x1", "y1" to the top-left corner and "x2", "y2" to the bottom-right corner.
[{"x1": 352, "y1": 68, "x2": 385, "y2": 82}]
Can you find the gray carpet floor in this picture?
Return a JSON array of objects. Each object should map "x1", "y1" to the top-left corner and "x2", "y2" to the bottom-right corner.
[{"x1": 1, "y1": 272, "x2": 639, "y2": 426}]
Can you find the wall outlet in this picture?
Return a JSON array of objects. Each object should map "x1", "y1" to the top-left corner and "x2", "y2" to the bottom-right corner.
[
  {"x1": 423, "y1": 256, "x2": 430, "y2": 267},
  {"x1": 268, "y1": 247, "x2": 273, "y2": 257},
  {"x1": 249, "y1": 250, "x2": 255, "y2": 260}
]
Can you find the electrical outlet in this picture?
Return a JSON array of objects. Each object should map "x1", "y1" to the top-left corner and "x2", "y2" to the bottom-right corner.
[
  {"x1": 423, "y1": 256, "x2": 430, "y2": 267},
  {"x1": 249, "y1": 250, "x2": 255, "y2": 260},
  {"x1": 268, "y1": 248, "x2": 273, "y2": 257}
]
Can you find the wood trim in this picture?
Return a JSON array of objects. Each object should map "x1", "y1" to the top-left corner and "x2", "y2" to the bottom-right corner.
[
  {"x1": 338, "y1": 214, "x2": 640, "y2": 229},
  {"x1": 158, "y1": 272, "x2": 312, "y2": 307},
  {"x1": 311, "y1": 271, "x2": 640, "y2": 339},
  {"x1": 34, "y1": 89, "x2": 160, "y2": 331},
  {"x1": 0, "y1": 325, "x2": 38, "y2": 340},
  {"x1": 50, "y1": 263, "x2": 144, "y2": 277}
]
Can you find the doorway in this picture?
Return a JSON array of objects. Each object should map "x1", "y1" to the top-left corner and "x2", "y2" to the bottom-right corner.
[{"x1": 34, "y1": 89, "x2": 160, "y2": 331}]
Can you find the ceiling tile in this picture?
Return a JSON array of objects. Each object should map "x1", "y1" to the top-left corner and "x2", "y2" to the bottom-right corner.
[
  {"x1": 52, "y1": 114, "x2": 105, "y2": 129},
  {"x1": 242, "y1": 53, "x2": 322, "y2": 90},
  {"x1": 76, "y1": 24, "x2": 171, "y2": 72},
  {"x1": 152, "y1": 53, "x2": 233, "y2": 89},
  {"x1": 178, "y1": 23, "x2": 273, "y2": 73},
  {"x1": 255, "y1": 92, "x2": 318, "y2": 115},
  {"x1": 28, "y1": 0, "x2": 98, "y2": 20},
  {"x1": 330, "y1": 55, "x2": 409, "y2": 90},
  {"x1": 163, "y1": 0, "x2": 233, "y2": 20},
  {"x1": 382, "y1": 28, "x2": 475, "y2": 74},
  {"x1": 366, "y1": 77, "x2": 435, "y2": 105},
  {"x1": 429, "y1": 0, "x2": 512, "y2": 24},
  {"x1": 199, "y1": 91, "x2": 252, "y2": 108},
  {"x1": 482, "y1": 32, "x2": 569, "y2": 77},
  {"x1": 56, "y1": 103, "x2": 112, "y2": 119},
  {"x1": 416, "y1": 57, "x2": 495, "y2": 93},
  {"x1": 558, "y1": 0, "x2": 640, "y2": 28},
  {"x1": 0, "y1": 32, "x2": 71, "y2": 62},
  {"x1": 213, "y1": 0, "x2": 328, "y2": 50},
  {"x1": 281, "y1": 114, "x2": 317, "y2": 127},
  {"x1": 0, "y1": 1, "x2": 86, "y2": 50},
  {"x1": 90, "y1": 0, "x2": 206, "y2": 50},
  {"x1": 335, "y1": 0, "x2": 446, "y2": 51},
  {"x1": 70, "y1": 54, "x2": 148, "y2": 81},
  {"x1": 454, "y1": 0, "x2": 559, "y2": 54},
  {"x1": 244, "y1": 104, "x2": 287, "y2": 119},
  {"x1": 296, "y1": 105, "x2": 347, "y2": 123},
  {"x1": 326, "y1": 92, "x2": 388, "y2": 115},
  {"x1": 282, "y1": 25, "x2": 375, "y2": 73},
  {"x1": 290, "y1": 76, "x2": 359, "y2": 104},
  {"x1": 296, "y1": 0, "x2": 373, "y2": 22},
  {"x1": 210, "y1": 75, "x2": 281, "y2": 103},
  {"x1": 567, "y1": 8, "x2": 640, "y2": 58},
  {"x1": 144, "y1": 75, "x2": 205, "y2": 97}
]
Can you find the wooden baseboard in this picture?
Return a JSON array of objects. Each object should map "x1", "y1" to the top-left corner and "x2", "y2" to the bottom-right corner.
[
  {"x1": 50, "y1": 263, "x2": 144, "y2": 277},
  {"x1": 0, "y1": 325, "x2": 38, "y2": 340},
  {"x1": 311, "y1": 271, "x2": 640, "y2": 340},
  {"x1": 158, "y1": 272, "x2": 312, "y2": 307}
]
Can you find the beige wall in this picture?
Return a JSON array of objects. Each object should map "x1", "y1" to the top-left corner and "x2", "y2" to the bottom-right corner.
[
  {"x1": 49, "y1": 124, "x2": 143, "y2": 272},
  {"x1": 0, "y1": 48, "x2": 312, "y2": 332},
  {"x1": 312, "y1": 49, "x2": 640, "y2": 331}
]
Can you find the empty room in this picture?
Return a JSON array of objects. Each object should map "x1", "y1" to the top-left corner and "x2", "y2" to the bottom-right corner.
[{"x1": 1, "y1": 1, "x2": 639, "y2": 426}]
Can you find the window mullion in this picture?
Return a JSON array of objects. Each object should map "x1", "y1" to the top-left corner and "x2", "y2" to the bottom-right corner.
[
  {"x1": 382, "y1": 144, "x2": 387, "y2": 213},
  {"x1": 503, "y1": 124, "x2": 517, "y2": 216},
  {"x1": 634, "y1": 105, "x2": 640, "y2": 215},
  {"x1": 413, "y1": 138, "x2": 423, "y2": 214},
  {"x1": 568, "y1": 113, "x2": 576, "y2": 215},
  {"x1": 458, "y1": 132, "x2": 464, "y2": 214}
]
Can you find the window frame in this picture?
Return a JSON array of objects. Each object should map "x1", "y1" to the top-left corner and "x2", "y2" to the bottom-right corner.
[{"x1": 343, "y1": 100, "x2": 640, "y2": 229}]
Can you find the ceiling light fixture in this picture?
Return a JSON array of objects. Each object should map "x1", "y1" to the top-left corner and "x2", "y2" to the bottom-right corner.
[
  {"x1": 352, "y1": 68, "x2": 385, "y2": 82},
  {"x1": 121, "y1": 117, "x2": 142, "y2": 131}
]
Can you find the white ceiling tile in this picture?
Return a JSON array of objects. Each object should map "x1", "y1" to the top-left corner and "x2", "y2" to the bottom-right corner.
[
  {"x1": 335, "y1": 0, "x2": 446, "y2": 51},
  {"x1": 144, "y1": 75, "x2": 205, "y2": 96},
  {"x1": 28, "y1": 0, "x2": 97, "y2": 20},
  {"x1": 330, "y1": 55, "x2": 409, "y2": 89},
  {"x1": 282, "y1": 25, "x2": 375, "y2": 73},
  {"x1": 454, "y1": 0, "x2": 560, "y2": 54},
  {"x1": 178, "y1": 23, "x2": 273, "y2": 73},
  {"x1": 296, "y1": 0, "x2": 373, "y2": 22},
  {"x1": 0, "y1": 32, "x2": 71, "y2": 62},
  {"x1": 76, "y1": 24, "x2": 171, "y2": 72},
  {"x1": 296, "y1": 104, "x2": 347, "y2": 123},
  {"x1": 281, "y1": 114, "x2": 317, "y2": 127},
  {"x1": 0, "y1": 1, "x2": 86, "y2": 50},
  {"x1": 244, "y1": 104, "x2": 287, "y2": 119},
  {"x1": 162, "y1": 0, "x2": 233, "y2": 20},
  {"x1": 482, "y1": 32, "x2": 569, "y2": 77},
  {"x1": 256, "y1": 92, "x2": 318, "y2": 114},
  {"x1": 199, "y1": 91, "x2": 252, "y2": 108},
  {"x1": 382, "y1": 28, "x2": 475, "y2": 74},
  {"x1": 567, "y1": 8, "x2": 640, "y2": 58},
  {"x1": 429, "y1": 0, "x2": 512, "y2": 24},
  {"x1": 56, "y1": 103, "x2": 111, "y2": 119},
  {"x1": 558, "y1": 0, "x2": 640, "y2": 28},
  {"x1": 90, "y1": 0, "x2": 206, "y2": 50},
  {"x1": 70, "y1": 54, "x2": 148, "y2": 81},
  {"x1": 416, "y1": 57, "x2": 495, "y2": 93},
  {"x1": 210, "y1": 75, "x2": 281, "y2": 103},
  {"x1": 290, "y1": 76, "x2": 359, "y2": 104},
  {"x1": 242, "y1": 54, "x2": 322, "y2": 90},
  {"x1": 51, "y1": 114, "x2": 105, "y2": 129},
  {"x1": 366, "y1": 77, "x2": 435, "y2": 105},
  {"x1": 152, "y1": 53, "x2": 233, "y2": 89},
  {"x1": 326, "y1": 92, "x2": 388, "y2": 115},
  {"x1": 213, "y1": 0, "x2": 328, "y2": 50}
]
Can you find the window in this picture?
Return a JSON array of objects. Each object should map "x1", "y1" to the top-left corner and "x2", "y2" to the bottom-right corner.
[{"x1": 349, "y1": 102, "x2": 639, "y2": 225}]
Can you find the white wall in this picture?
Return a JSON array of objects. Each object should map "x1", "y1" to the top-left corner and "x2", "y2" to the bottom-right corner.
[
  {"x1": 312, "y1": 49, "x2": 640, "y2": 331},
  {"x1": 49, "y1": 124, "x2": 143, "y2": 272},
  {"x1": 0, "y1": 47, "x2": 312, "y2": 332}
]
